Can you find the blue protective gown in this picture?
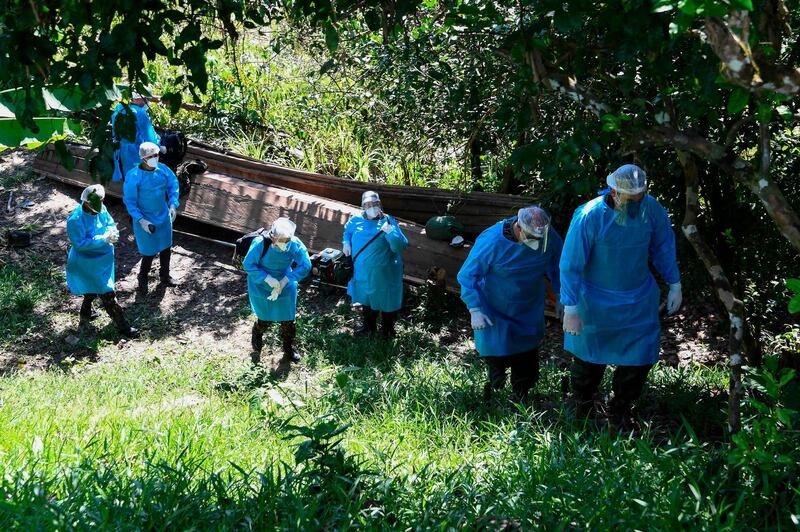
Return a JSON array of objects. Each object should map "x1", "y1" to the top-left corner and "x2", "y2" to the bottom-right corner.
[
  {"x1": 111, "y1": 103, "x2": 160, "y2": 182},
  {"x1": 122, "y1": 163, "x2": 180, "y2": 257},
  {"x1": 343, "y1": 214, "x2": 409, "y2": 312},
  {"x1": 243, "y1": 236, "x2": 312, "y2": 322},
  {"x1": 560, "y1": 195, "x2": 680, "y2": 366},
  {"x1": 65, "y1": 205, "x2": 117, "y2": 295},
  {"x1": 457, "y1": 218, "x2": 563, "y2": 357}
]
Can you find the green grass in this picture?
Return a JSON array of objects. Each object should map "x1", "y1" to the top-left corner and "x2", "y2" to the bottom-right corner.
[
  {"x1": 1, "y1": 270, "x2": 798, "y2": 528},
  {"x1": 0, "y1": 259, "x2": 66, "y2": 345}
]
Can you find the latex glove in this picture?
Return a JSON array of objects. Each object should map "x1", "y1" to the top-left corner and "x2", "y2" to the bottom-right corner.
[
  {"x1": 343, "y1": 242, "x2": 352, "y2": 257},
  {"x1": 102, "y1": 230, "x2": 119, "y2": 244},
  {"x1": 265, "y1": 275, "x2": 280, "y2": 289},
  {"x1": 169, "y1": 205, "x2": 177, "y2": 223},
  {"x1": 469, "y1": 308, "x2": 493, "y2": 330},
  {"x1": 138, "y1": 218, "x2": 155, "y2": 234},
  {"x1": 554, "y1": 300, "x2": 564, "y2": 320},
  {"x1": 279, "y1": 276, "x2": 289, "y2": 289},
  {"x1": 563, "y1": 306, "x2": 583, "y2": 335},
  {"x1": 267, "y1": 287, "x2": 281, "y2": 301},
  {"x1": 380, "y1": 220, "x2": 394, "y2": 234},
  {"x1": 667, "y1": 282, "x2": 682, "y2": 315}
]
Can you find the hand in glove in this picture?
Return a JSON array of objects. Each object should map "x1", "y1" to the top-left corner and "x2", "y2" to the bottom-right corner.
[
  {"x1": 279, "y1": 277, "x2": 289, "y2": 290},
  {"x1": 138, "y1": 218, "x2": 155, "y2": 234},
  {"x1": 265, "y1": 275, "x2": 281, "y2": 289},
  {"x1": 667, "y1": 283, "x2": 682, "y2": 315},
  {"x1": 380, "y1": 220, "x2": 394, "y2": 234},
  {"x1": 562, "y1": 306, "x2": 583, "y2": 335},
  {"x1": 102, "y1": 230, "x2": 119, "y2": 244},
  {"x1": 267, "y1": 287, "x2": 281, "y2": 301},
  {"x1": 469, "y1": 308, "x2": 494, "y2": 330},
  {"x1": 342, "y1": 242, "x2": 352, "y2": 256},
  {"x1": 169, "y1": 205, "x2": 177, "y2": 223}
]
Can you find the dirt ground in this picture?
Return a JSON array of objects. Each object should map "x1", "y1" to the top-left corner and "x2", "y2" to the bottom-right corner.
[{"x1": 0, "y1": 149, "x2": 729, "y2": 376}]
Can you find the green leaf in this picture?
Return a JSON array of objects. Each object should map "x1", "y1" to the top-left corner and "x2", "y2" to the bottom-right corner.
[
  {"x1": 0, "y1": 117, "x2": 81, "y2": 151},
  {"x1": 786, "y1": 278, "x2": 800, "y2": 294},
  {"x1": 789, "y1": 295, "x2": 800, "y2": 314},
  {"x1": 727, "y1": 88, "x2": 749, "y2": 115},
  {"x1": 324, "y1": 22, "x2": 339, "y2": 54},
  {"x1": 730, "y1": 0, "x2": 753, "y2": 10},
  {"x1": 161, "y1": 92, "x2": 183, "y2": 115},
  {"x1": 757, "y1": 103, "x2": 773, "y2": 124}
]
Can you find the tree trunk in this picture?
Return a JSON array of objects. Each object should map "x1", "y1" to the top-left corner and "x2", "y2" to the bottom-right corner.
[
  {"x1": 470, "y1": 135, "x2": 482, "y2": 184},
  {"x1": 677, "y1": 150, "x2": 750, "y2": 433}
]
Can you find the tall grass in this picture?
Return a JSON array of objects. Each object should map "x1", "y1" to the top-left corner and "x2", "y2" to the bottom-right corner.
[{"x1": 1, "y1": 267, "x2": 798, "y2": 528}]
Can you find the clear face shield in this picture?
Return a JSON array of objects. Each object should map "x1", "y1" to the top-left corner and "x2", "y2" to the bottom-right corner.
[
  {"x1": 519, "y1": 224, "x2": 549, "y2": 253},
  {"x1": 607, "y1": 165, "x2": 648, "y2": 225},
  {"x1": 517, "y1": 206, "x2": 551, "y2": 253},
  {"x1": 269, "y1": 218, "x2": 296, "y2": 251},
  {"x1": 611, "y1": 189, "x2": 647, "y2": 224},
  {"x1": 363, "y1": 199, "x2": 383, "y2": 220}
]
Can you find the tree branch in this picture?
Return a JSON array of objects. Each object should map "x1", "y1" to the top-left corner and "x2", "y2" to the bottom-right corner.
[
  {"x1": 677, "y1": 150, "x2": 748, "y2": 433},
  {"x1": 639, "y1": 126, "x2": 800, "y2": 253},
  {"x1": 705, "y1": 11, "x2": 800, "y2": 96}
]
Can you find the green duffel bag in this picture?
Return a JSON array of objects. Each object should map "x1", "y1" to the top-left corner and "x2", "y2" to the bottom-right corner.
[{"x1": 425, "y1": 216, "x2": 464, "y2": 241}]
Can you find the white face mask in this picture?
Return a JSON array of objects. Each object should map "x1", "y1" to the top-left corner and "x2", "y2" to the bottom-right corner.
[
  {"x1": 365, "y1": 207, "x2": 381, "y2": 219},
  {"x1": 524, "y1": 239, "x2": 541, "y2": 250},
  {"x1": 274, "y1": 241, "x2": 289, "y2": 251},
  {"x1": 145, "y1": 156, "x2": 159, "y2": 169}
]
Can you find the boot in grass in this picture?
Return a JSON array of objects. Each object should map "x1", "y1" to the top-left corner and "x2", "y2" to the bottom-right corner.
[
  {"x1": 100, "y1": 292, "x2": 139, "y2": 338},
  {"x1": 380, "y1": 311, "x2": 398, "y2": 339},
  {"x1": 354, "y1": 306, "x2": 378, "y2": 336},
  {"x1": 280, "y1": 321, "x2": 301, "y2": 363},
  {"x1": 251, "y1": 319, "x2": 269, "y2": 365}
]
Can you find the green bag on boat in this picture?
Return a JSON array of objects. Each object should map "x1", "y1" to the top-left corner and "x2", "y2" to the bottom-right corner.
[{"x1": 425, "y1": 216, "x2": 464, "y2": 241}]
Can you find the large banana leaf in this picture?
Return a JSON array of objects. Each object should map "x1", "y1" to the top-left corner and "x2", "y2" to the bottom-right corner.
[
  {"x1": 0, "y1": 86, "x2": 124, "y2": 119},
  {"x1": 0, "y1": 117, "x2": 82, "y2": 152}
]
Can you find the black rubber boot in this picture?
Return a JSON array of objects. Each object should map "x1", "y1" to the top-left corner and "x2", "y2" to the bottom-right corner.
[
  {"x1": 354, "y1": 306, "x2": 378, "y2": 336},
  {"x1": 138, "y1": 255, "x2": 155, "y2": 296},
  {"x1": 159, "y1": 248, "x2": 179, "y2": 287},
  {"x1": 251, "y1": 319, "x2": 269, "y2": 364},
  {"x1": 380, "y1": 311, "x2": 398, "y2": 339},
  {"x1": 100, "y1": 292, "x2": 139, "y2": 338},
  {"x1": 280, "y1": 321, "x2": 301, "y2": 363},
  {"x1": 79, "y1": 295, "x2": 99, "y2": 328}
]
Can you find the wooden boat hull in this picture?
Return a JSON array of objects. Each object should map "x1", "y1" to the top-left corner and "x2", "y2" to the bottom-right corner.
[{"x1": 184, "y1": 140, "x2": 534, "y2": 237}]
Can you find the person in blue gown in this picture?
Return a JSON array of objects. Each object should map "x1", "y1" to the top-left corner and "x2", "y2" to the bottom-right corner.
[
  {"x1": 122, "y1": 141, "x2": 181, "y2": 296},
  {"x1": 342, "y1": 191, "x2": 409, "y2": 338},
  {"x1": 244, "y1": 217, "x2": 311, "y2": 365},
  {"x1": 457, "y1": 206, "x2": 563, "y2": 401},
  {"x1": 560, "y1": 164, "x2": 682, "y2": 419},
  {"x1": 111, "y1": 93, "x2": 163, "y2": 182},
  {"x1": 66, "y1": 185, "x2": 138, "y2": 337}
]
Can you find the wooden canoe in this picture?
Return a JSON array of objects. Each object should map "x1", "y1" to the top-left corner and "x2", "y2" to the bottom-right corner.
[{"x1": 184, "y1": 140, "x2": 534, "y2": 236}]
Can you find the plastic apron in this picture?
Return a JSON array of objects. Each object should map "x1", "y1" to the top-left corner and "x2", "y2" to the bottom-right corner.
[
  {"x1": 565, "y1": 209, "x2": 661, "y2": 366},
  {"x1": 244, "y1": 237, "x2": 312, "y2": 322},
  {"x1": 123, "y1": 164, "x2": 179, "y2": 257},
  {"x1": 344, "y1": 215, "x2": 408, "y2": 312},
  {"x1": 458, "y1": 220, "x2": 562, "y2": 357},
  {"x1": 65, "y1": 205, "x2": 116, "y2": 295}
]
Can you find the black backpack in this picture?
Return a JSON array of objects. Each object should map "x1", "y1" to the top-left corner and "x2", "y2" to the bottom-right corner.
[
  {"x1": 233, "y1": 229, "x2": 272, "y2": 269},
  {"x1": 159, "y1": 130, "x2": 187, "y2": 170},
  {"x1": 175, "y1": 159, "x2": 207, "y2": 198}
]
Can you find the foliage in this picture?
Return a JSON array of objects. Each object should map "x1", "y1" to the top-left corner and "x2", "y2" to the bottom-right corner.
[
  {"x1": 786, "y1": 278, "x2": 800, "y2": 313},
  {"x1": 0, "y1": 259, "x2": 64, "y2": 343}
]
